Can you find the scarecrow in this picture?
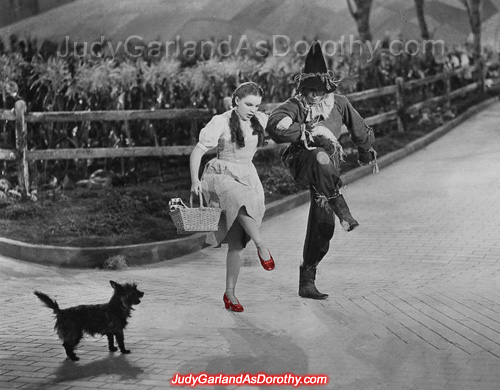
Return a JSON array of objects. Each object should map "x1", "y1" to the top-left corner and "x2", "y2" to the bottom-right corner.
[{"x1": 266, "y1": 42, "x2": 377, "y2": 299}]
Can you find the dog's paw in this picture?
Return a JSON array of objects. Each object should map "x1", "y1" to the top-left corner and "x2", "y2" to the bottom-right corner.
[
  {"x1": 68, "y1": 355, "x2": 80, "y2": 361},
  {"x1": 109, "y1": 346, "x2": 118, "y2": 352},
  {"x1": 121, "y1": 349, "x2": 131, "y2": 354}
]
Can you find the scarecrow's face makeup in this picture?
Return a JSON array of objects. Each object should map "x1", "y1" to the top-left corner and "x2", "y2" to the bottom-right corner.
[{"x1": 303, "y1": 89, "x2": 326, "y2": 105}]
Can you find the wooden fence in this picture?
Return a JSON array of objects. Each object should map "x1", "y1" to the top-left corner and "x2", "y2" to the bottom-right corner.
[{"x1": 0, "y1": 63, "x2": 498, "y2": 198}]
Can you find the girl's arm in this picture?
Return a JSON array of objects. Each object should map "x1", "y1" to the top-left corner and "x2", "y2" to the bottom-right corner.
[
  {"x1": 189, "y1": 145, "x2": 206, "y2": 195},
  {"x1": 190, "y1": 114, "x2": 224, "y2": 194}
]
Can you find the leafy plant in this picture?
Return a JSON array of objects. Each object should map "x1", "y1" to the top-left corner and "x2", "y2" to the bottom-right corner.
[{"x1": 0, "y1": 33, "x2": 490, "y2": 189}]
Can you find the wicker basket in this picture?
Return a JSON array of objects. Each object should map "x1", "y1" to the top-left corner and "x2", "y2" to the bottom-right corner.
[{"x1": 170, "y1": 193, "x2": 222, "y2": 235}]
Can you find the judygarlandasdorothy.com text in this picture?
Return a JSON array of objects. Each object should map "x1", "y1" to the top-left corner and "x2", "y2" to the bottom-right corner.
[{"x1": 58, "y1": 34, "x2": 446, "y2": 62}]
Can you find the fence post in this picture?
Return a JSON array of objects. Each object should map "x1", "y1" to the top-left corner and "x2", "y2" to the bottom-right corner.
[
  {"x1": 395, "y1": 77, "x2": 405, "y2": 133},
  {"x1": 477, "y1": 58, "x2": 485, "y2": 95},
  {"x1": 14, "y1": 100, "x2": 29, "y2": 199},
  {"x1": 444, "y1": 71, "x2": 451, "y2": 111},
  {"x1": 190, "y1": 118, "x2": 198, "y2": 145}
]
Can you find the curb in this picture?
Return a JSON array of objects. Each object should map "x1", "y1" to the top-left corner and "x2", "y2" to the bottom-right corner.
[{"x1": 1, "y1": 95, "x2": 498, "y2": 268}]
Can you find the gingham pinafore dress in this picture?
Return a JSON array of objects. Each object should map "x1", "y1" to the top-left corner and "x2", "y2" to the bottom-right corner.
[{"x1": 196, "y1": 110, "x2": 267, "y2": 247}]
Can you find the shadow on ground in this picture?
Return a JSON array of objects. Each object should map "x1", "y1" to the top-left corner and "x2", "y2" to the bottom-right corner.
[
  {"x1": 178, "y1": 317, "x2": 309, "y2": 390},
  {"x1": 35, "y1": 354, "x2": 144, "y2": 389}
]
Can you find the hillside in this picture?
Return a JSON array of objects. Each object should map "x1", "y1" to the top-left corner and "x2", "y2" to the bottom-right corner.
[
  {"x1": 1, "y1": 0, "x2": 500, "y2": 51},
  {"x1": 0, "y1": 0, "x2": 75, "y2": 28}
]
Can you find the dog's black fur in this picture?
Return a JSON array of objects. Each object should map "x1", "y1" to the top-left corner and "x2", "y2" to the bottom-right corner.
[{"x1": 34, "y1": 280, "x2": 144, "y2": 361}]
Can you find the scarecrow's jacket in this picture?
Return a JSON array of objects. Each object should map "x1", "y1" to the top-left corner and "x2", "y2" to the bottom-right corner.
[{"x1": 266, "y1": 94, "x2": 374, "y2": 153}]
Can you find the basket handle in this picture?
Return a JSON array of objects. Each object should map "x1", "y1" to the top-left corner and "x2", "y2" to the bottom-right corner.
[{"x1": 190, "y1": 192, "x2": 205, "y2": 208}]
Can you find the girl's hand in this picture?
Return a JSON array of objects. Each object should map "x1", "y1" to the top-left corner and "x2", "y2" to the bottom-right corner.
[
  {"x1": 190, "y1": 179, "x2": 202, "y2": 195},
  {"x1": 276, "y1": 116, "x2": 293, "y2": 131}
]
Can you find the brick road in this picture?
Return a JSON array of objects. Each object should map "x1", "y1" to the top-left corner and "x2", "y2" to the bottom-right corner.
[{"x1": 1, "y1": 101, "x2": 500, "y2": 390}]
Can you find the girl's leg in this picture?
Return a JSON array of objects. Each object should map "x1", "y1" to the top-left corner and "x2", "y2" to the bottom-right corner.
[
  {"x1": 225, "y1": 221, "x2": 245, "y2": 305},
  {"x1": 236, "y1": 208, "x2": 271, "y2": 261},
  {"x1": 225, "y1": 249, "x2": 242, "y2": 305}
]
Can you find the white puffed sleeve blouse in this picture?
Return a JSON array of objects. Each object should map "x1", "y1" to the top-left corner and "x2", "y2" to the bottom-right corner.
[
  {"x1": 196, "y1": 111, "x2": 268, "y2": 152},
  {"x1": 196, "y1": 113, "x2": 230, "y2": 153}
]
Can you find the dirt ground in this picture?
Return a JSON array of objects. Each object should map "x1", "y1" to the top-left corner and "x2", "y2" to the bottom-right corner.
[{"x1": 0, "y1": 154, "x2": 303, "y2": 247}]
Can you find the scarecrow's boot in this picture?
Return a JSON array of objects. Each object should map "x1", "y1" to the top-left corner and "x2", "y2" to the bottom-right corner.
[
  {"x1": 299, "y1": 266, "x2": 328, "y2": 300},
  {"x1": 329, "y1": 194, "x2": 359, "y2": 232}
]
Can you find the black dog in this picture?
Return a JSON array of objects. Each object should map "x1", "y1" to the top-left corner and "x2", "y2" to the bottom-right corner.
[{"x1": 34, "y1": 280, "x2": 144, "y2": 361}]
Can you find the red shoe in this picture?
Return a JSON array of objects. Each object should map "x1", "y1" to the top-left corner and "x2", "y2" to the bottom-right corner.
[
  {"x1": 258, "y1": 250, "x2": 275, "y2": 271},
  {"x1": 223, "y1": 293, "x2": 244, "y2": 312}
]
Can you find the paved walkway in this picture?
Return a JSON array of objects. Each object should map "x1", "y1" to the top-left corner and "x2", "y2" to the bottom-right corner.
[{"x1": 1, "y1": 101, "x2": 500, "y2": 390}]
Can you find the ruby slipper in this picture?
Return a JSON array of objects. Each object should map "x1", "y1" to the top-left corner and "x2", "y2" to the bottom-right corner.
[
  {"x1": 223, "y1": 293, "x2": 244, "y2": 312},
  {"x1": 258, "y1": 250, "x2": 275, "y2": 271}
]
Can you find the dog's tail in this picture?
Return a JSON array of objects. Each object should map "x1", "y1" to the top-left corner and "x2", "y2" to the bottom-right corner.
[{"x1": 34, "y1": 291, "x2": 60, "y2": 314}]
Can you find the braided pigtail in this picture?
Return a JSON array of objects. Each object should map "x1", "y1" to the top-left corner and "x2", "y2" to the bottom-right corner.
[
  {"x1": 229, "y1": 109, "x2": 246, "y2": 148},
  {"x1": 250, "y1": 115, "x2": 267, "y2": 147}
]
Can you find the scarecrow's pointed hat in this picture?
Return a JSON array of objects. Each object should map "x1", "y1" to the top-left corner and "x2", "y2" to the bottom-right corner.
[
  {"x1": 304, "y1": 41, "x2": 328, "y2": 74},
  {"x1": 296, "y1": 41, "x2": 338, "y2": 93}
]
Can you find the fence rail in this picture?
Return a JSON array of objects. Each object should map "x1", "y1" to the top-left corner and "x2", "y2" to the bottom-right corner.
[
  {"x1": 346, "y1": 84, "x2": 397, "y2": 102},
  {"x1": 0, "y1": 63, "x2": 497, "y2": 198},
  {"x1": 0, "y1": 108, "x2": 212, "y2": 123}
]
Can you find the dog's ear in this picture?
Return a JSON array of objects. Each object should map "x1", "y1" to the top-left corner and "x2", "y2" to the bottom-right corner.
[{"x1": 110, "y1": 280, "x2": 125, "y2": 292}]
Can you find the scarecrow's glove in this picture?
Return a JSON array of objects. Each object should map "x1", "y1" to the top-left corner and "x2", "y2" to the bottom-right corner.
[
  {"x1": 358, "y1": 147, "x2": 379, "y2": 173},
  {"x1": 310, "y1": 125, "x2": 336, "y2": 142}
]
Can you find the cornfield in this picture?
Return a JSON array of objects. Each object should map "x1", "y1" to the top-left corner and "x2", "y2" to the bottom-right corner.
[{"x1": 0, "y1": 34, "x2": 488, "y2": 182}]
